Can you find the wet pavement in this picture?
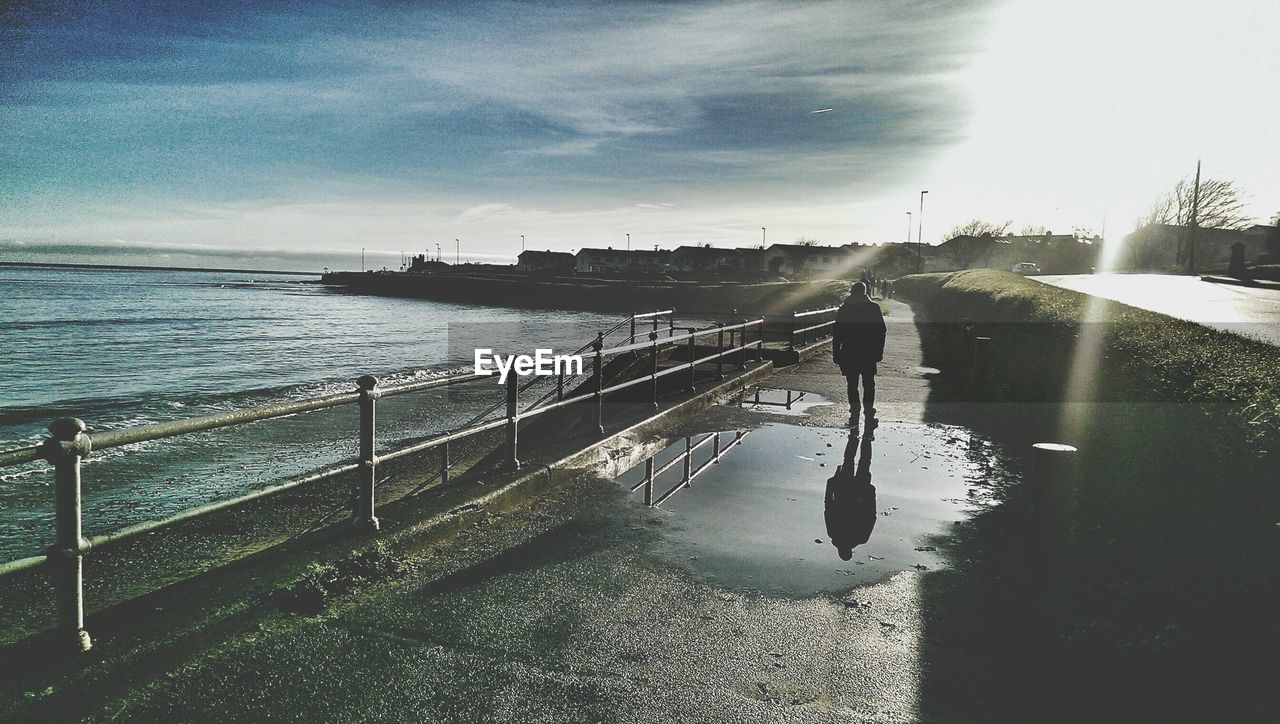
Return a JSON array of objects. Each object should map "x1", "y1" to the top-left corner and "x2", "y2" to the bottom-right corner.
[
  {"x1": 614, "y1": 418, "x2": 992, "y2": 596},
  {"x1": 1037, "y1": 273, "x2": 1280, "y2": 345}
]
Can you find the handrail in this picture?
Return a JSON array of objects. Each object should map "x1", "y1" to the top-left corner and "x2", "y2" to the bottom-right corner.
[
  {"x1": 0, "y1": 308, "x2": 767, "y2": 652},
  {"x1": 793, "y1": 305, "x2": 839, "y2": 319}
]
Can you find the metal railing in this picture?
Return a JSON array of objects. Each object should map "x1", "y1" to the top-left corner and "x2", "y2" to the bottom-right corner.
[
  {"x1": 0, "y1": 311, "x2": 764, "y2": 652},
  {"x1": 788, "y1": 305, "x2": 840, "y2": 350},
  {"x1": 627, "y1": 430, "x2": 750, "y2": 506}
]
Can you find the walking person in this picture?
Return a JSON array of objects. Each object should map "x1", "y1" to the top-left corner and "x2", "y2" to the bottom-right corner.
[{"x1": 832, "y1": 281, "x2": 886, "y2": 430}]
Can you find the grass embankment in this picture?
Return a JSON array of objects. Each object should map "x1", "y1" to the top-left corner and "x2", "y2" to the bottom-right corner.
[
  {"x1": 895, "y1": 269, "x2": 1279, "y2": 454},
  {"x1": 896, "y1": 269, "x2": 1279, "y2": 720}
]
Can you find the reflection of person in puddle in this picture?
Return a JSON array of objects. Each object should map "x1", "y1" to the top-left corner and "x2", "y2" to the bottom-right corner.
[{"x1": 824, "y1": 433, "x2": 876, "y2": 561}]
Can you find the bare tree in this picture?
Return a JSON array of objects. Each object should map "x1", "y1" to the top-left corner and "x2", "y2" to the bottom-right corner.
[
  {"x1": 1019, "y1": 224, "x2": 1050, "y2": 236},
  {"x1": 943, "y1": 219, "x2": 1012, "y2": 241},
  {"x1": 794, "y1": 237, "x2": 821, "y2": 246},
  {"x1": 1140, "y1": 176, "x2": 1251, "y2": 230}
]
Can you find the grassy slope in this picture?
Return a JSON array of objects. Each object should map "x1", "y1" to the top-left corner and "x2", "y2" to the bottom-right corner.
[{"x1": 896, "y1": 269, "x2": 1280, "y2": 454}]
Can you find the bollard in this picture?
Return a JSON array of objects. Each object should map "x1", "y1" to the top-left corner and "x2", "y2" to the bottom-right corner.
[
  {"x1": 505, "y1": 370, "x2": 521, "y2": 470},
  {"x1": 355, "y1": 375, "x2": 381, "y2": 531},
  {"x1": 643, "y1": 458, "x2": 654, "y2": 506},
  {"x1": 1028, "y1": 442, "x2": 1078, "y2": 557},
  {"x1": 649, "y1": 331, "x2": 659, "y2": 410},
  {"x1": 592, "y1": 333, "x2": 605, "y2": 435},
  {"x1": 970, "y1": 336, "x2": 992, "y2": 392},
  {"x1": 712, "y1": 431, "x2": 721, "y2": 459},
  {"x1": 42, "y1": 417, "x2": 93, "y2": 652}
]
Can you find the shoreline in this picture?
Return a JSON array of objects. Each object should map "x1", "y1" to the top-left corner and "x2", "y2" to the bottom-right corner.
[{"x1": 0, "y1": 261, "x2": 319, "y2": 276}]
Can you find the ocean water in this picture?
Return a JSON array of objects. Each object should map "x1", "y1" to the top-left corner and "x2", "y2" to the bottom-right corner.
[{"x1": 0, "y1": 266, "x2": 619, "y2": 557}]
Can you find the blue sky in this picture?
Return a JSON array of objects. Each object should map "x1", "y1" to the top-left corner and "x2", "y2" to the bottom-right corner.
[{"x1": 2, "y1": 0, "x2": 1277, "y2": 270}]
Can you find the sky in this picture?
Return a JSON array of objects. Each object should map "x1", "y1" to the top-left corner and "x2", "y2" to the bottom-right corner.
[{"x1": 2, "y1": 0, "x2": 1277, "y2": 271}]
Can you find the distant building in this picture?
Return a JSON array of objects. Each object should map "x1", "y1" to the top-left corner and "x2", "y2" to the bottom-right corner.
[
  {"x1": 407, "y1": 254, "x2": 451, "y2": 273},
  {"x1": 1120, "y1": 224, "x2": 1263, "y2": 272},
  {"x1": 516, "y1": 250, "x2": 574, "y2": 274},
  {"x1": 574, "y1": 248, "x2": 671, "y2": 275},
  {"x1": 668, "y1": 246, "x2": 760, "y2": 275},
  {"x1": 932, "y1": 233, "x2": 1098, "y2": 273},
  {"x1": 758, "y1": 243, "x2": 868, "y2": 278}
]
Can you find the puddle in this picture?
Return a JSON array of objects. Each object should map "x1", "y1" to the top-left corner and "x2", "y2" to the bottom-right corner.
[
  {"x1": 738, "y1": 387, "x2": 832, "y2": 416},
  {"x1": 904, "y1": 365, "x2": 942, "y2": 378},
  {"x1": 614, "y1": 421, "x2": 995, "y2": 596}
]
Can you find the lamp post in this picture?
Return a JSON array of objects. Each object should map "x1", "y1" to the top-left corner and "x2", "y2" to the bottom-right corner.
[
  {"x1": 761, "y1": 227, "x2": 766, "y2": 247},
  {"x1": 521, "y1": 234, "x2": 525, "y2": 252},
  {"x1": 455, "y1": 239, "x2": 459, "y2": 265},
  {"x1": 905, "y1": 212, "x2": 912, "y2": 243},
  {"x1": 626, "y1": 233, "x2": 630, "y2": 251},
  {"x1": 361, "y1": 247, "x2": 365, "y2": 272},
  {"x1": 435, "y1": 243, "x2": 441, "y2": 262},
  {"x1": 916, "y1": 190, "x2": 928, "y2": 273}
]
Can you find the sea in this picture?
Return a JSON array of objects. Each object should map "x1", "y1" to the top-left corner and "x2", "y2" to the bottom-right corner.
[{"x1": 0, "y1": 265, "x2": 619, "y2": 558}]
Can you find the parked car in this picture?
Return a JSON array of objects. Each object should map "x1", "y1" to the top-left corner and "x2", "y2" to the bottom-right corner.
[{"x1": 1011, "y1": 262, "x2": 1042, "y2": 275}]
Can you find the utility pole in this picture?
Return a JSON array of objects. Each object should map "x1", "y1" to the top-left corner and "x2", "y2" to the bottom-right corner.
[
  {"x1": 455, "y1": 239, "x2": 460, "y2": 265},
  {"x1": 1187, "y1": 160, "x2": 1202, "y2": 274},
  {"x1": 916, "y1": 190, "x2": 928, "y2": 274},
  {"x1": 626, "y1": 233, "x2": 630, "y2": 251},
  {"x1": 762, "y1": 227, "x2": 766, "y2": 247},
  {"x1": 521, "y1": 234, "x2": 525, "y2": 252},
  {"x1": 905, "y1": 212, "x2": 912, "y2": 243},
  {"x1": 362, "y1": 247, "x2": 365, "y2": 272}
]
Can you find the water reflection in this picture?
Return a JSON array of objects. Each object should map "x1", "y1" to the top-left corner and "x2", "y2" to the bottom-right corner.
[{"x1": 824, "y1": 432, "x2": 876, "y2": 560}]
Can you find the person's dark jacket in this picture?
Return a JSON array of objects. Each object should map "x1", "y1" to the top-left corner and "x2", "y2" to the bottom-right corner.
[{"x1": 832, "y1": 295, "x2": 886, "y2": 368}]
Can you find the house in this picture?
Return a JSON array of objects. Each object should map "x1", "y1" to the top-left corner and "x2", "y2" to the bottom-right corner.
[
  {"x1": 757, "y1": 243, "x2": 876, "y2": 278},
  {"x1": 516, "y1": 250, "x2": 574, "y2": 274},
  {"x1": 1119, "y1": 224, "x2": 1263, "y2": 272},
  {"x1": 668, "y1": 246, "x2": 761, "y2": 275},
  {"x1": 573, "y1": 248, "x2": 671, "y2": 275}
]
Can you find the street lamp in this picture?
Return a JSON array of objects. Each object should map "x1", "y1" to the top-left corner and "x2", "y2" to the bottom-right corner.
[
  {"x1": 916, "y1": 190, "x2": 928, "y2": 273},
  {"x1": 435, "y1": 243, "x2": 441, "y2": 262},
  {"x1": 626, "y1": 233, "x2": 630, "y2": 251},
  {"x1": 762, "y1": 227, "x2": 766, "y2": 247},
  {"x1": 521, "y1": 234, "x2": 525, "y2": 252},
  {"x1": 455, "y1": 239, "x2": 459, "y2": 265},
  {"x1": 905, "y1": 212, "x2": 912, "y2": 243}
]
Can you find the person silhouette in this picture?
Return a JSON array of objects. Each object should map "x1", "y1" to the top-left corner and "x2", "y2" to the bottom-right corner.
[
  {"x1": 832, "y1": 281, "x2": 887, "y2": 431},
  {"x1": 824, "y1": 432, "x2": 877, "y2": 560}
]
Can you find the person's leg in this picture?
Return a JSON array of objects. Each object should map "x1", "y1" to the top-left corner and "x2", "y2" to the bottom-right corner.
[
  {"x1": 846, "y1": 371, "x2": 861, "y2": 421},
  {"x1": 861, "y1": 364, "x2": 877, "y2": 419}
]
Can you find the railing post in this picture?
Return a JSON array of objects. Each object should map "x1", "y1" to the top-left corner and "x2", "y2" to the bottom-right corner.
[
  {"x1": 592, "y1": 332, "x2": 605, "y2": 435},
  {"x1": 630, "y1": 314, "x2": 637, "y2": 344},
  {"x1": 649, "y1": 331, "x2": 659, "y2": 410},
  {"x1": 716, "y1": 324, "x2": 725, "y2": 380},
  {"x1": 712, "y1": 431, "x2": 721, "y2": 459},
  {"x1": 441, "y1": 440, "x2": 450, "y2": 484},
  {"x1": 682, "y1": 436, "x2": 692, "y2": 484},
  {"x1": 687, "y1": 330, "x2": 697, "y2": 392},
  {"x1": 643, "y1": 457, "x2": 654, "y2": 506},
  {"x1": 42, "y1": 417, "x2": 93, "y2": 653},
  {"x1": 788, "y1": 318, "x2": 796, "y2": 351},
  {"x1": 738, "y1": 315, "x2": 748, "y2": 370},
  {"x1": 556, "y1": 368, "x2": 565, "y2": 401},
  {"x1": 355, "y1": 375, "x2": 380, "y2": 531},
  {"x1": 505, "y1": 370, "x2": 520, "y2": 470}
]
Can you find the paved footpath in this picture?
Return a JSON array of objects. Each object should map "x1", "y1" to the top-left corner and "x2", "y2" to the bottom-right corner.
[{"x1": 11, "y1": 299, "x2": 1000, "y2": 723}]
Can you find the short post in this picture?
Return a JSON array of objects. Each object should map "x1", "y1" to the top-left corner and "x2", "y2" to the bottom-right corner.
[
  {"x1": 505, "y1": 371, "x2": 520, "y2": 470},
  {"x1": 1028, "y1": 442, "x2": 1079, "y2": 561},
  {"x1": 355, "y1": 375, "x2": 380, "y2": 531},
  {"x1": 715, "y1": 324, "x2": 725, "y2": 380},
  {"x1": 592, "y1": 333, "x2": 605, "y2": 435},
  {"x1": 629, "y1": 314, "x2": 637, "y2": 344},
  {"x1": 649, "y1": 331, "x2": 659, "y2": 410},
  {"x1": 686, "y1": 331, "x2": 697, "y2": 393},
  {"x1": 738, "y1": 315, "x2": 748, "y2": 370},
  {"x1": 42, "y1": 417, "x2": 93, "y2": 653},
  {"x1": 440, "y1": 440, "x2": 450, "y2": 484},
  {"x1": 712, "y1": 431, "x2": 721, "y2": 459},
  {"x1": 682, "y1": 436, "x2": 693, "y2": 484},
  {"x1": 653, "y1": 314, "x2": 659, "y2": 338},
  {"x1": 643, "y1": 458, "x2": 654, "y2": 506}
]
